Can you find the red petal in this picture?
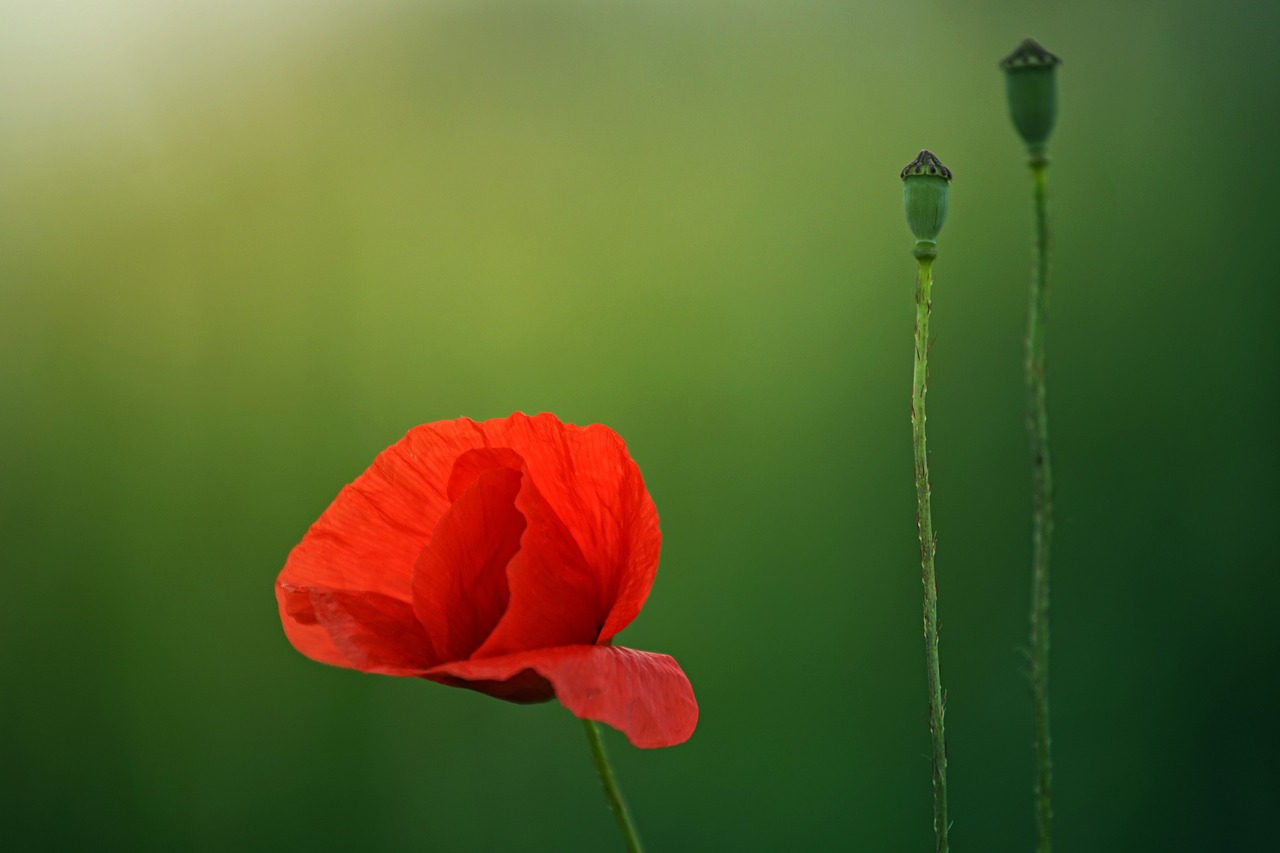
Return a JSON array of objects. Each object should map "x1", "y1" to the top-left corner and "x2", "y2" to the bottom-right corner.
[
  {"x1": 276, "y1": 581, "x2": 350, "y2": 668},
  {"x1": 276, "y1": 420, "x2": 507, "y2": 668},
  {"x1": 412, "y1": 459, "x2": 525, "y2": 662},
  {"x1": 281, "y1": 583, "x2": 435, "y2": 675},
  {"x1": 472, "y1": 474, "x2": 608, "y2": 656},
  {"x1": 428, "y1": 645, "x2": 698, "y2": 748},
  {"x1": 474, "y1": 414, "x2": 661, "y2": 645},
  {"x1": 445, "y1": 446, "x2": 524, "y2": 501},
  {"x1": 277, "y1": 420, "x2": 497, "y2": 601},
  {"x1": 425, "y1": 667, "x2": 556, "y2": 705}
]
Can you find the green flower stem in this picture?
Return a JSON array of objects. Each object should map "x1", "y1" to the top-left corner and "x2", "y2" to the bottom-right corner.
[
  {"x1": 1027, "y1": 158, "x2": 1055, "y2": 853},
  {"x1": 912, "y1": 252, "x2": 950, "y2": 853},
  {"x1": 582, "y1": 719, "x2": 645, "y2": 853}
]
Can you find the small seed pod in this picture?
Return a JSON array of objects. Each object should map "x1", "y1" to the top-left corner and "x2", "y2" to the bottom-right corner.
[
  {"x1": 901, "y1": 150, "x2": 952, "y2": 255},
  {"x1": 1001, "y1": 38, "x2": 1061, "y2": 155}
]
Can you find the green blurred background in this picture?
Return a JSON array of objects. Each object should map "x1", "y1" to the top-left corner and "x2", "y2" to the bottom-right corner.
[{"x1": 3, "y1": 0, "x2": 1277, "y2": 849}]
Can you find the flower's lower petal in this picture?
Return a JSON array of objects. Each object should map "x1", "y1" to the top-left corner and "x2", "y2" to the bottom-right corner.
[
  {"x1": 425, "y1": 667, "x2": 557, "y2": 705},
  {"x1": 281, "y1": 582, "x2": 435, "y2": 675},
  {"x1": 428, "y1": 645, "x2": 698, "y2": 748}
]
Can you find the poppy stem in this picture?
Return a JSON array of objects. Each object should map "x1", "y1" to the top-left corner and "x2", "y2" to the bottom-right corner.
[
  {"x1": 582, "y1": 719, "x2": 645, "y2": 853},
  {"x1": 912, "y1": 253, "x2": 950, "y2": 853},
  {"x1": 1026, "y1": 157, "x2": 1055, "y2": 853},
  {"x1": 1000, "y1": 41, "x2": 1060, "y2": 850}
]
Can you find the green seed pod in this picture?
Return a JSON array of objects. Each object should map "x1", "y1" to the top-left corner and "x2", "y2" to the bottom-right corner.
[
  {"x1": 901, "y1": 150, "x2": 952, "y2": 255},
  {"x1": 1001, "y1": 38, "x2": 1061, "y2": 157}
]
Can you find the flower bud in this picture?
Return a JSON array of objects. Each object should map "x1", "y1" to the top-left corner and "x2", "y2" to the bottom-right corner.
[
  {"x1": 1001, "y1": 38, "x2": 1061, "y2": 156},
  {"x1": 901, "y1": 150, "x2": 952, "y2": 254}
]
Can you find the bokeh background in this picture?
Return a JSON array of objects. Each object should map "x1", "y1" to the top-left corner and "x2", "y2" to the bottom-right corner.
[{"x1": 3, "y1": 0, "x2": 1278, "y2": 850}]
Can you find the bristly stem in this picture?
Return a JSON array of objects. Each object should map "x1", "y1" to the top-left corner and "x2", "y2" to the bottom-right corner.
[
  {"x1": 912, "y1": 252, "x2": 950, "y2": 853},
  {"x1": 1027, "y1": 157, "x2": 1055, "y2": 853},
  {"x1": 582, "y1": 719, "x2": 645, "y2": 853},
  {"x1": 1001, "y1": 38, "x2": 1059, "y2": 852}
]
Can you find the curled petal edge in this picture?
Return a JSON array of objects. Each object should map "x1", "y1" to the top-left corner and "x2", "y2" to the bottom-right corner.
[{"x1": 428, "y1": 645, "x2": 698, "y2": 749}]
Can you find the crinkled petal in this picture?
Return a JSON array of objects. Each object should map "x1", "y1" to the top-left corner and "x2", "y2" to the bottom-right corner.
[
  {"x1": 472, "y1": 475, "x2": 606, "y2": 656},
  {"x1": 412, "y1": 461, "x2": 525, "y2": 661},
  {"x1": 278, "y1": 420, "x2": 501, "y2": 601},
  {"x1": 281, "y1": 583, "x2": 435, "y2": 675},
  {"x1": 276, "y1": 419, "x2": 516, "y2": 669},
  {"x1": 428, "y1": 645, "x2": 698, "y2": 748},
  {"x1": 474, "y1": 413, "x2": 661, "y2": 644}
]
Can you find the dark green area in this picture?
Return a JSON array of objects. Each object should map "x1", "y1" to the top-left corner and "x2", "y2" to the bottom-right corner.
[{"x1": 3, "y1": 1, "x2": 1277, "y2": 849}]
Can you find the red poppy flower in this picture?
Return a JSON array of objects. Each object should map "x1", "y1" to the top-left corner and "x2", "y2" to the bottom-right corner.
[{"x1": 275, "y1": 412, "x2": 697, "y2": 748}]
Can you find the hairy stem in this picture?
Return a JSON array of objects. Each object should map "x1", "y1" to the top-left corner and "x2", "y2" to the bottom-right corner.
[
  {"x1": 1027, "y1": 159, "x2": 1055, "y2": 853},
  {"x1": 913, "y1": 253, "x2": 949, "y2": 853},
  {"x1": 582, "y1": 719, "x2": 645, "y2": 853}
]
